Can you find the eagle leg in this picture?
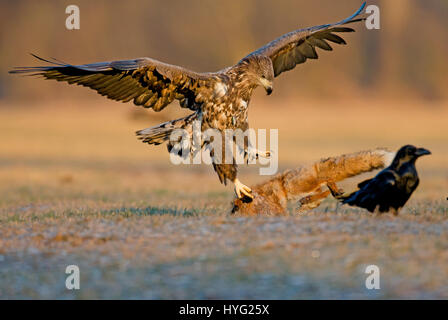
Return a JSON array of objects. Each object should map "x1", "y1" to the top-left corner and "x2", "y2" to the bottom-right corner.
[
  {"x1": 233, "y1": 178, "x2": 253, "y2": 202},
  {"x1": 256, "y1": 150, "x2": 271, "y2": 158},
  {"x1": 245, "y1": 148, "x2": 271, "y2": 164}
]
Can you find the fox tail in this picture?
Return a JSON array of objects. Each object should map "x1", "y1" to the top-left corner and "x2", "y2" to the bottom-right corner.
[{"x1": 315, "y1": 148, "x2": 395, "y2": 182}]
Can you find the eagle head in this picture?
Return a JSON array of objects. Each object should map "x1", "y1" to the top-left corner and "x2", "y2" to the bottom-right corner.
[
  {"x1": 256, "y1": 55, "x2": 274, "y2": 95},
  {"x1": 242, "y1": 55, "x2": 274, "y2": 95}
]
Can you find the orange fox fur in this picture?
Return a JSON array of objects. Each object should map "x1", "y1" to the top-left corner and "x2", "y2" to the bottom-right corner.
[{"x1": 231, "y1": 148, "x2": 395, "y2": 215}]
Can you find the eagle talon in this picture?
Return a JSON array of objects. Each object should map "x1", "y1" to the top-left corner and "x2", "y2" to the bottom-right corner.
[
  {"x1": 257, "y1": 150, "x2": 271, "y2": 159},
  {"x1": 234, "y1": 178, "x2": 253, "y2": 202},
  {"x1": 247, "y1": 149, "x2": 271, "y2": 163}
]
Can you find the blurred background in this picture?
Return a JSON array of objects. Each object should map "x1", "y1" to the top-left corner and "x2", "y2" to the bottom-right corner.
[{"x1": 1, "y1": 0, "x2": 448, "y2": 101}]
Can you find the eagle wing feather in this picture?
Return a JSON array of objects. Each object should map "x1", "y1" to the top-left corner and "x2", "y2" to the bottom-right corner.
[
  {"x1": 10, "y1": 55, "x2": 212, "y2": 112},
  {"x1": 247, "y1": 2, "x2": 367, "y2": 77}
]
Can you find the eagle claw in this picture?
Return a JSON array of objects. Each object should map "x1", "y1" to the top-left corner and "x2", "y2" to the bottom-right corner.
[
  {"x1": 258, "y1": 150, "x2": 271, "y2": 159},
  {"x1": 246, "y1": 149, "x2": 271, "y2": 164},
  {"x1": 234, "y1": 178, "x2": 253, "y2": 202}
]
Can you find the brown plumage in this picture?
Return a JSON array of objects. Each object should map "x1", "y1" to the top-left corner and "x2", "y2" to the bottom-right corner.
[
  {"x1": 9, "y1": 3, "x2": 367, "y2": 199},
  {"x1": 232, "y1": 148, "x2": 395, "y2": 215}
]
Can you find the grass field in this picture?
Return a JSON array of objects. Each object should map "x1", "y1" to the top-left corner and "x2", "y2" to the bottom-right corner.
[{"x1": 0, "y1": 98, "x2": 447, "y2": 299}]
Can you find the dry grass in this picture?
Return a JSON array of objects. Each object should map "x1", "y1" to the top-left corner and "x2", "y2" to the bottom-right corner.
[{"x1": 0, "y1": 98, "x2": 447, "y2": 299}]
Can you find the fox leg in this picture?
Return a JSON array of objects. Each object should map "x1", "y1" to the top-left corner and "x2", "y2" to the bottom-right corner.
[
  {"x1": 298, "y1": 190, "x2": 331, "y2": 208},
  {"x1": 297, "y1": 189, "x2": 332, "y2": 213},
  {"x1": 327, "y1": 181, "x2": 345, "y2": 199}
]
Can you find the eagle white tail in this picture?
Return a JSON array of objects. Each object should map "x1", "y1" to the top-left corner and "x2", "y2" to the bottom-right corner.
[{"x1": 136, "y1": 113, "x2": 198, "y2": 146}]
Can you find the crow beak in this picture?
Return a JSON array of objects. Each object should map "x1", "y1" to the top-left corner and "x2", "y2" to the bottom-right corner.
[
  {"x1": 415, "y1": 147, "x2": 431, "y2": 157},
  {"x1": 266, "y1": 86, "x2": 273, "y2": 95}
]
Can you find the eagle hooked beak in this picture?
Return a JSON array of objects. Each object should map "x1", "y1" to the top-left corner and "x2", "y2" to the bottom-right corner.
[{"x1": 260, "y1": 78, "x2": 273, "y2": 95}]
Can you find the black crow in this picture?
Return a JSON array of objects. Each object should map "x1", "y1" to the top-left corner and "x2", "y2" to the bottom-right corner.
[{"x1": 335, "y1": 145, "x2": 431, "y2": 214}]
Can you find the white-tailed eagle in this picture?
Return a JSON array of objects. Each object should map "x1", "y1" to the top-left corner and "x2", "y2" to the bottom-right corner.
[{"x1": 10, "y1": 3, "x2": 367, "y2": 201}]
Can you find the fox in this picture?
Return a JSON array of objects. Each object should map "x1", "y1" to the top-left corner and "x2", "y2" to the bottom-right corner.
[{"x1": 231, "y1": 148, "x2": 396, "y2": 215}]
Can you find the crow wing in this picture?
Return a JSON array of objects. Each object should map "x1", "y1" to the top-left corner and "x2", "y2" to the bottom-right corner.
[
  {"x1": 247, "y1": 2, "x2": 367, "y2": 77},
  {"x1": 357, "y1": 177, "x2": 373, "y2": 189},
  {"x1": 342, "y1": 169, "x2": 399, "y2": 212},
  {"x1": 9, "y1": 55, "x2": 212, "y2": 111}
]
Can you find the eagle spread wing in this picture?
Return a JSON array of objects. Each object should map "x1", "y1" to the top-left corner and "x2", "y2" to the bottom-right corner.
[
  {"x1": 247, "y1": 2, "x2": 367, "y2": 77},
  {"x1": 10, "y1": 3, "x2": 367, "y2": 109},
  {"x1": 10, "y1": 55, "x2": 210, "y2": 112}
]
